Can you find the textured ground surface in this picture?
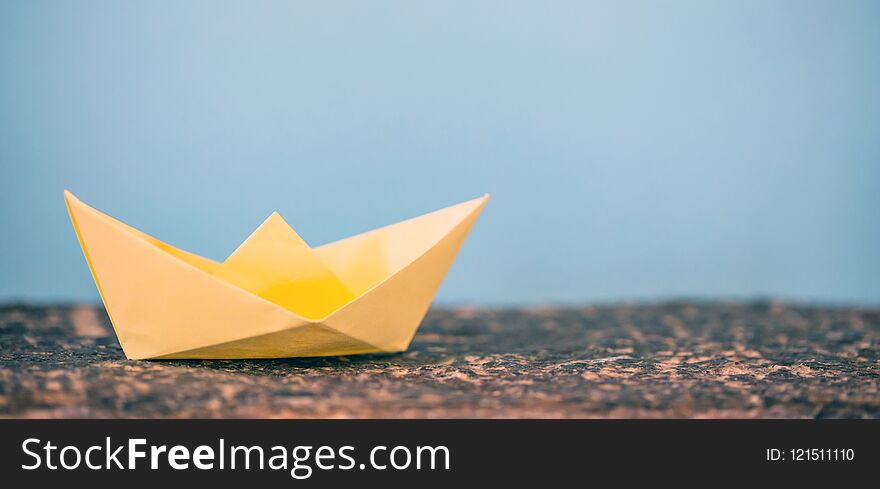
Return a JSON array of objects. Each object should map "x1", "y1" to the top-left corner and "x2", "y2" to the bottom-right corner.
[{"x1": 0, "y1": 302, "x2": 878, "y2": 418}]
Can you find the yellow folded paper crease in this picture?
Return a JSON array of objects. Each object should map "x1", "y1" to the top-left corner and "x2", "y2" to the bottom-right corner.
[{"x1": 63, "y1": 191, "x2": 488, "y2": 360}]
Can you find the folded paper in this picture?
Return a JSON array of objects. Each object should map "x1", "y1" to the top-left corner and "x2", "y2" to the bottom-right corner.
[{"x1": 64, "y1": 191, "x2": 488, "y2": 360}]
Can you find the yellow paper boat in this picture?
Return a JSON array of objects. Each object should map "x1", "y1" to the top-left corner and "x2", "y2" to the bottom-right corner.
[{"x1": 64, "y1": 191, "x2": 488, "y2": 360}]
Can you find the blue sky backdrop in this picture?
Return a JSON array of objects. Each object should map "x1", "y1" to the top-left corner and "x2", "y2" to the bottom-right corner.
[{"x1": 1, "y1": 1, "x2": 878, "y2": 304}]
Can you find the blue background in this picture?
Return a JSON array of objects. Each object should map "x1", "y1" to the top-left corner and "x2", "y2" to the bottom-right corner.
[{"x1": 1, "y1": 1, "x2": 878, "y2": 305}]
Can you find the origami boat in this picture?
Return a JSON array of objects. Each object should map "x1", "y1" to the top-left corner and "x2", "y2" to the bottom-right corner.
[{"x1": 64, "y1": 191, "x2": 488, "y2": 360}]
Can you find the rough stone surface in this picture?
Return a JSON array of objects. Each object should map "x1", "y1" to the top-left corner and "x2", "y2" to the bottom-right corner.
[{"x1": 0, "y1": 302, "x2": 878, "y2": 418}]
